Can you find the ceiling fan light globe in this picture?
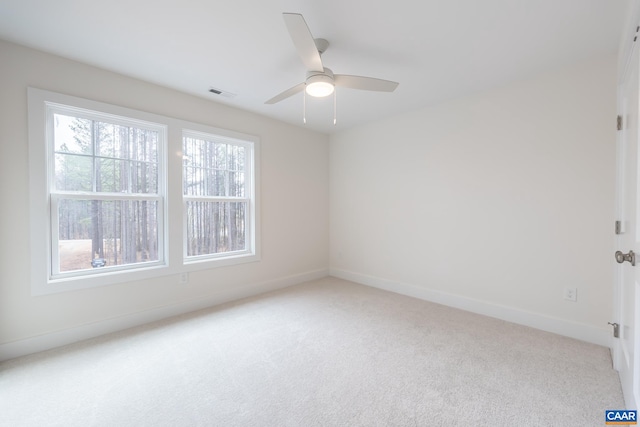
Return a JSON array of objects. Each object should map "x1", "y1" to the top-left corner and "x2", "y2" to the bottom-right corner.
[
  {"x1": 305, "y1": 74, "x2": 335, "y2": 97},
  {"x1": 306, "y1": 82, "x2": 334, "y2": 97}
]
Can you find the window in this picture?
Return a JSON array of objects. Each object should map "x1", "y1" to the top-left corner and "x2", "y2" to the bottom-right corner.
[
  {"x1": 50, "y1": 106, "x2": 166, "y2": 277},
  {"x1": 28, "y1": 88, "x2": 259, "y2": 295},
  {"x1": 183, "y1": 131, "x2": 255, "y2": 262}
]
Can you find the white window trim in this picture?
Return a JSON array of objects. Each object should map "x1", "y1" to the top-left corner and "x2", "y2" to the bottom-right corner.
[{"x1": 28, "y1": 88, "x2": 260, "y2": 296}]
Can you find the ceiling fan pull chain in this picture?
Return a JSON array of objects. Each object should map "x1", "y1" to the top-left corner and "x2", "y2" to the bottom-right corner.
[
  {"x1": 303, "y1": 88, "x2": 307, "y2": 124},
  {"x1": 333, "y1": 89, "x2": 337, "y2": 125}
]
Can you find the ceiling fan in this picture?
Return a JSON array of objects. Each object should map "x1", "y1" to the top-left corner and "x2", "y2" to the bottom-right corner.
[{"x1": 265, "y1": 13, "x2": 399, "y2": 107}]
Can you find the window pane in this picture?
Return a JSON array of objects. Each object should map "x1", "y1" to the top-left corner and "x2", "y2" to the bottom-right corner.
[
  {"x1": 229, "y1": 145, "x2": 245, "y2": 171},
  {"x1": 57, "y1": 199, "x2": 159, "y2": 273},
  {"x1": 229, "y1": 171, "x2": 244, "y2": 197},
  {"x1": 183, "y1": 166, "x2": 226, "y2": 197},
  {"x1": 55, "y1": 153, "x2": 92, "y2": 191},
  {"x1": 183, "y1": 137, "x2": 220, "y2": 169},
  {"x1": 183, "y1": 136, "x2": 245, "y2": 197},
  {"x1": 54, "y1": 114, "x2": 159, "y2": 196},
  {"x1": 95, "y1": 123, "x2": 158, "y2": 162},
  {"x1": 130, "y1": 161, "x2": 158, "y2": 193},
  {"x1": 97, "y1": 159, "x2": 158, "y2": 193},
  {"x1": 185, "y1": 201, "x2": 246, "y2": 256},
  {"x1": 97, "y1": 158, "x2": 120, "y2": 192},
  {"x1": 54, "y1": 114, "x2": 92, "y2": 155}
]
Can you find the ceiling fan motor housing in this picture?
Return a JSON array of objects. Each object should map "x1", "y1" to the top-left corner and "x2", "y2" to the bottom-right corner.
[{"x1": 306, "y1": 68, "x2": 335, "y2": 97}]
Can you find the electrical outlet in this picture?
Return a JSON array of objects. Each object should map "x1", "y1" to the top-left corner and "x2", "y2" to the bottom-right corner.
[
  {"x1": 179, "y1": 272, "x2": 189, "y2": 284},
  {"x1": 564, "y1": 287, "x2": 577, "y2": 302}
]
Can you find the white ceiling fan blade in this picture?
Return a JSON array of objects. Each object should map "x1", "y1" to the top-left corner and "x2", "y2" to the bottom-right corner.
[
  {"x1": 265, "y1": 82, "x2": 305, "y2": 104},
  {"x1": 283, "y1": 13, "x2": 324, "y2": 73},
  {"x1": 334, "y1": 75, "x2": 399, "y2": 92}
]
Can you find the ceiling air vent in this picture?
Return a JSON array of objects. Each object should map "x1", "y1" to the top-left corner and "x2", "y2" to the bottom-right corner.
[{"x1": 208, "y1": 87, "x2": 236, "y2": 98}]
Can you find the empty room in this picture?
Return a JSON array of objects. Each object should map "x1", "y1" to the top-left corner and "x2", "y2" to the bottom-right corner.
[{"x1": 0, "y1": 1, "x2": 637, "y2": 426}]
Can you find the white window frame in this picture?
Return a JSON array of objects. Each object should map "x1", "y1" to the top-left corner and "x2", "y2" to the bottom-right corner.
[
  {"x1": 182, "y1": 128, "x2": 257, "y2": 265},
  {"x1": 48, "y1": 103, "x2": 167, "y2": 279},
  {"x1": 28, "y1": 88, "x2": 260, "y2": 296}
]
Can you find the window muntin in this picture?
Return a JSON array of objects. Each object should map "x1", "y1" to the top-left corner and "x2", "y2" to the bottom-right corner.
[
  {"x1": 48, "y1": 106, "x2": 165, "y2": 277},
  {"x1": 183, "y1": 131, "x2": 254, "y2": 260}
]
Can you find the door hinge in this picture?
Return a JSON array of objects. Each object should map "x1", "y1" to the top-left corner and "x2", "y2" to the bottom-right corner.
[
  {"x1": 617, "y1": 115, "x2": 623, "y2": 131},
  {"x1": 609, "y1": 322, "x2": 620, "y2": 338},
  {"x1": 616, "y1": 220, "x2": 622, "y2": 235}
]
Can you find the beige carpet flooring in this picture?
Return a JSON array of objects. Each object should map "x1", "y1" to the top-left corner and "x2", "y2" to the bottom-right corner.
[{"x1": 0, "y1": 277, "x2": 624, "y2": 426}]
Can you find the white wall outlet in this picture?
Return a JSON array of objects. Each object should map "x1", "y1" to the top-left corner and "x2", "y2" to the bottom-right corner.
[
  {"x1": 564, "y1": 287, "x2": 577, "y2": 302},
  {"x1": 179, "y1": 272, "x2": 189, "y2": 284}
]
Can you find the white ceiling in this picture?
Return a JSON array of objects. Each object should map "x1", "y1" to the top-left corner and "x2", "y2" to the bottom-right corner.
[{"x1": 0, "y1": 0, "x2": 629, "y2": 134}]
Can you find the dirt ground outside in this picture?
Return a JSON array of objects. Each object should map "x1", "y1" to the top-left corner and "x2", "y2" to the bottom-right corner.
[
  {"x1": 58, "y1": 239, "x2": 94, "y2": 272},
  {"x1": 58, "y1": 239, "x2": 148, "y2": 272}
]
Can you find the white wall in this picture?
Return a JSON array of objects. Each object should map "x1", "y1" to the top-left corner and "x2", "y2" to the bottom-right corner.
[
  {"x1": 330, "y1": 55, "x2": 617, "y2": 345},
  {"x1": 0, "y1": 38, "x2": 617, "y2": 357},
  {"x1": 0, "y1": 40, "x2": 329, "y2": 356}
]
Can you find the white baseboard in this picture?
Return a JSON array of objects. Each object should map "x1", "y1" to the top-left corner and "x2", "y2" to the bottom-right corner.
[
  {"x1": 0, "y1": 269, "x2": 329, "y2": 362},
  {"x1": 330, "y1": 268, "x2": 612, "y2": 348}
]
